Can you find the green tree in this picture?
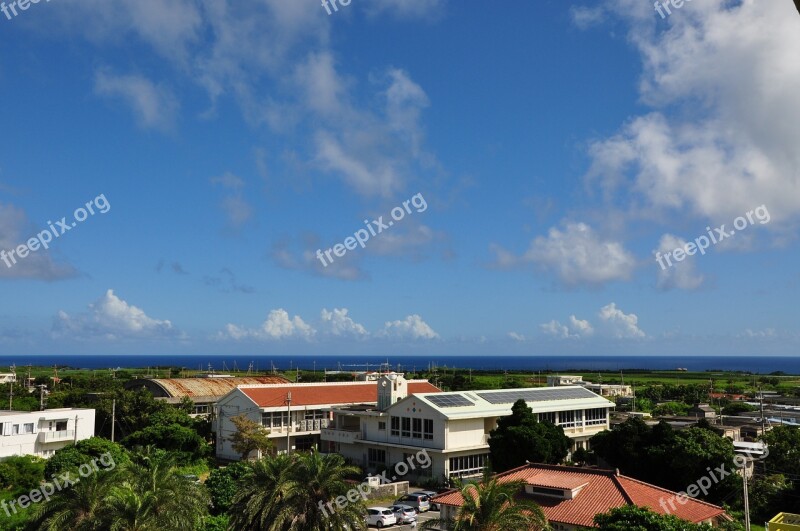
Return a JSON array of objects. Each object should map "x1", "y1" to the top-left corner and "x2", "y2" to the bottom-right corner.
[
  {"x1": 45, "y1": 437, "x2": 128, "y2": 478},
  {"x1": 593, "y1": 505, "x2": 713, "y2": 530},
  {"x1": 652, "y1": 401, "x2": 690, "y2": 416},
  {"x1": 28, "y1": 473, "x2": 114, "y2": 531},
  {"x1": 206, "y1": 461, "x2": 250, "y2": 514},
  {"x1": 228, "y1": 414, "x2": 274, "y2": 460},
  {"x1": 0, "y1": 455, "x2": 45, "y2": 493},
  {"x1": 228, "y1": 450, "x2": 367, "y2": 531},
  {"x1": 488, "y1": 399, "x2": 570, "y2": 472},
  {"x1": 421, "y1": 469, "x2": 548, "y2": 531},
  {"x1": 721, "y1": 402, "x2": 755, "y2": 415}
]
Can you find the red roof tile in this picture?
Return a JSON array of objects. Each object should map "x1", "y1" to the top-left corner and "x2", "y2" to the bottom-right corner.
[
  {"x1": 240, "y1": 381, "x2": 440, "y2": 408},
  {"x1": 433, "y1": 464, "x2": 728, "y2": 527}
]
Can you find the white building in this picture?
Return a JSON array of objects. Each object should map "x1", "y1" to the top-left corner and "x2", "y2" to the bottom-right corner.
[
  {"x1": 0, "y1": 408, "x2": 96, "y2": 459},
  {"x1": 215, "y1": 378, "x2": 440, "y2": 460},
  {"x1": 547, "y1": 374, "x2": 632, "y2": 397},
  {"x1": 546, "y1": 375, "x2": 584, "y2": 386},
  {"x1": 322, "y1": 374, "x2": 614, "y2": 482},
  {"x1": 0, "y1": 374, "x2": 16, "y2": 384}
]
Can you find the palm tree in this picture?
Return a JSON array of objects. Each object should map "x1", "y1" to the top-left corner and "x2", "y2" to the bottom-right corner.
[
  {"x1": 421, "y1": 470, "x2": 549, "y2": 531},
  {"x1": 228, "y1": 449, "x2": 368, "y2": 531},
  {"x1": 105, "y1": 450, "x2": 209, "y2": 531},
  {"x1": 28, "y1": 473, "x2": 114, "y2": 531}
]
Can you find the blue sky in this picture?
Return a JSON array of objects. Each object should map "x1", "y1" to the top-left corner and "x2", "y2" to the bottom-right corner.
[{"x1": 0, "y1": 0, "x2": 798, "y2": 357}]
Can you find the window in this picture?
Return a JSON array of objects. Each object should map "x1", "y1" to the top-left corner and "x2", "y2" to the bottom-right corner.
[
  {"x1": 12, "y1": 425, "x2": 19, "y2": 435},
  {"x1": 305, "y1": 410, "x2": 324, "y2": 420},
  {"x1": 557, "y1": 410, "x2": 580, "y2": 428},
  {"x1": 585, "y1": 408, "x2": 607, "y2": 426},
  {"x1": 262, "y1": 411, "x2": 288, "y2": 428},
  {"x1": 55, "y1": 421, "x2": 67, "y2": 431},
  {"x1": 412, "y1": 418, "x2": 422, "y2": 439},
  {"x1": 538, "y1": 412, "x2": 556, "y2": 424},
  {"x1": 401, "y1": 417, "x2": 411, "y2": 437},
  {"x1": 23, "y1": 423, "x2": 34, "y2": 434},
  {"x1": 368, "y1": 448, "x2": 386, "y2": 467},
  {"x1": 449, "y1": 454, "x2": 489, "y2": 476},
  {"x1": 378, "y1": 421, "x2": 386, "y2": 431},
  {"x1": 423, "y1": 419, "x2": 434, "y2": 440},
  {"x1": 391, "y1": 417, "x2": 400, "y2": 436}
]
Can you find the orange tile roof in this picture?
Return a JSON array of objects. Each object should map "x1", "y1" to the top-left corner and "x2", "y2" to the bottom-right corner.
[
  {"x1": 433, "y1": 464, "x2": 728, "y2": 527},
  {"x1": 240, "y1": 381, "x2": 440, "y2": 408}
]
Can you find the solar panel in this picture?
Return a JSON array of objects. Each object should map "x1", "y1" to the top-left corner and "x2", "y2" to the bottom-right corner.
[
  {"x1": 476, "y1": 387, "x2": 597, "y2": 404},
  {"x1": 427, "y1": 394, "x2": 474, "y2": 408}
]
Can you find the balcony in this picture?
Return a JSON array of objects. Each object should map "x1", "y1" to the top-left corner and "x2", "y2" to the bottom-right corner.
[
  {"x1": 320, "y1": 428, "x2": 362, "y2": 444},
  {"x1": 39, "y1": 430, "x2": 74, "y2": 443}
]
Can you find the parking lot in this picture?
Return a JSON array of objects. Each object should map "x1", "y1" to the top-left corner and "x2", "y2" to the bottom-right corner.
[{"x1": 381, "y1": 508, "x2": 440, "y2": 529}]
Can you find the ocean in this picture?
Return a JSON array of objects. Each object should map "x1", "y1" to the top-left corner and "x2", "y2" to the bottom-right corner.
[{"x1": 0, "y1": 355, "x2": 797, "y2": 374}]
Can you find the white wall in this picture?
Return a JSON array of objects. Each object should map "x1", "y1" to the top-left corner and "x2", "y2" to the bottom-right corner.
[{"x1": 0, "y1": 409, "x2": 95, "y2": 459}]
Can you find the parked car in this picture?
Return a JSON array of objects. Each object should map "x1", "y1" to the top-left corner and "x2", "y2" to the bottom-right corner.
[
  {"x1": 413, "y1": 490, "x2": 440, "y2": 510},
  {"x1": 394, "y1": 493, "x2": 430, "y2": 512},
  {"x1": 389, "y1": 504, "x2": 417, "y2": 524},
  {"x1": 366, "y1": 507, "x2": 397, "y2": 528}
]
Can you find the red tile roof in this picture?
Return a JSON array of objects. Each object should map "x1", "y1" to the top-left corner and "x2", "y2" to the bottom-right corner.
[
  {"x1": 433, "y1": 464, "x2": 729, "y2": 528},
  {"x1": 240, "y1": 381, "x2": 440, "y2": 408}
]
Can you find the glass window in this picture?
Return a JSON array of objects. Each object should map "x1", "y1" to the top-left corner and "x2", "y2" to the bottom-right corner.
[
  {"x1": 412, "y1": 418, "x2": 422, "y2": 438},
  {"x1": 401, "y1": 417, "x2": 411, "y2": 437},
  {"x1": 423, "y1": 419, "x2": 434, "y2": 440},
  {"x1": 378, "y1": 421, "x2": 386, "y2": 431},
  {"x1": 23, "y1": 423, "x2": 34, "y2": 434},
  {"x1": 391, "y1": 417, "x2": 400, "y2": 436}
]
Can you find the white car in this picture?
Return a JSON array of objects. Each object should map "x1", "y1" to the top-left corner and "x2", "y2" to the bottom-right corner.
[
  {"x1": 366, "y1": 507, "x2": 397, "y2": 528},
  {"x1": 390, "y1": 504, "x2": 417, "y2": 524}
]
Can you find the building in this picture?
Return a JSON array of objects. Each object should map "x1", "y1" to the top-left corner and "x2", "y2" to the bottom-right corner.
[
  {"x1": 0, "y1": 374, "x2": 16, "y2": 384},
  {"x1": 433, "y1": 463, "x2": 732, "y2": 530},
  {"x1": 125, "y1": 375, "x2": 290, "y2": 416},
  {"x1": 688, "y1": 403, "x2": 718, "y2": 419},
  {"x1": 0, "y1": 408, "x2": 95, "y2": 459},
  {"x1": 768, "y1": 512, "x2": 800, "y2": 530},
  {"x1": 215, "y1": 377, "x2": 440, "y2": 460},
  {"x1": 322, "y1": 374, "x2": 614, "y2": 482},
  {"x1": 547, "y1": 374, "x2": 632, "y2": 398}
]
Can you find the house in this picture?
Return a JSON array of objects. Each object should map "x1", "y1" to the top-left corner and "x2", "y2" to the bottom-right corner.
[
  {"x1": 125, "y1": 375, "x2": 290, "y2": 416},
  {"x1": 215, "y1": 377, "x2": 440, "y2": 460},
  {"x1": 547, "y1": 374, "x2": 632, "y2": 398},
  {"x1": 322, "y1": 374, "x2": 614, "y2": 482},
  {"x1": 547, "y1": 375, "x2": 585, "y2": 386},
  {"x1": 0, "y1": 374, "x2": 16, "y2": 384},
  {"x1": 0, "y1": 408, "x2": 95, "y2": 459},
  {"x1": 433, "y1": 463, "x2": 733, "y2": 530},
  {"x1": 688, "y1": 403, "x2": 717, "y2": 419}
]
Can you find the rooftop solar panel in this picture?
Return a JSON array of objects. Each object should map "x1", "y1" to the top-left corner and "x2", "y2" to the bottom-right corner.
[
  {"x1": 476, "y1": 387, "x2": 597, "y2": 404},
  {"x1": 427, "y1": 394, "x2": 474, "y2": 408}
]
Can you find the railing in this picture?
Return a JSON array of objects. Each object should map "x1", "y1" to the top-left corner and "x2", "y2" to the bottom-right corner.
[
  {"x1": 320, "y1": 428, "x2": 362, "y2": 444},
  {"x1": 39, "y1": 430, "x2": 74, "y2": 443}
]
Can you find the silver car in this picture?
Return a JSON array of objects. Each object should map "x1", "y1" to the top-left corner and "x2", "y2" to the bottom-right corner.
[
  {"x1": 394, "y1": 493, "x2": 430, "y2": 513},
  {"x1": 390, "y1": 504, "x2": 417, "y2": 524}
]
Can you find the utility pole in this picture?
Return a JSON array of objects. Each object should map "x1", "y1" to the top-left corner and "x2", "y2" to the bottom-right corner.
[
  {"x1": 743, "y1": 467, "x2": 751, "y2": 531},
  {"x1": 111, "y1": 399, "x2": 116, "y2": 443},
  {"x1": 286, "y1": 392, "x2": 292, "y2": 455},
  {"x1": 8, "y1": 382, "x2": 12, "y2": 411},
  {"x1": 40, "y1": 386, "x2": 45, "y2": 411},
  {"x1": 74, "y1": 415, "x2": 79, "y2": 444}
]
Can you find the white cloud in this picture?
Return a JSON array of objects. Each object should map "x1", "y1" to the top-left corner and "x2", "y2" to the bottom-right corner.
[
  {"x1": 364, "y1": 0, "x2": 446, "y2": 19},
  {"x1": 210, "y1": 172, "x2": 254, "y2": 229},
  {"x1": 496, "y1": 222, "x2": 636, "y2": 286},
  {"x1": 508, "y1": 332, "x2": 526, "y2": 342},
  {"x1": 585, "y1": 1, "x2": 800, "y2": 234},
  {"x1": 379, "y1": 314, "x2": 439, "y2": 340},
  {"x1": 221, "y1": 309, "x2": 316, "y2": 341},
  {"x1": 570, "y1": 5, "x2": 607, "y2": 29},
  {"x1": 598, "y1": 303, "x2": 645, "y2": 338},
  {"x1": 0, "y1": 202, "x2": 77, "y2": 281},
  {"x1": 654, "y1": 234, "x2": 705, "y2": 291},
  {"x1": 53, "y1": 289, "x2": 179, "y2": 340},
  {"x1": 320, "y1": 308, "x2": 367, "y2": 337},
  {"x1": 94, "y1": 71, "x2": 178, "y2": 131},
  {"x1": 540, "y1": 315, "x2": 593, "y2": 339}
]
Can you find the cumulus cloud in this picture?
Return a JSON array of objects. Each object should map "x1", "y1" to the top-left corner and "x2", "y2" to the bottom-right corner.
[
  {"x1": 320, "y1": 308, "x2": 368, "y2": 337},
  {"x1": 94, "y1": 70, "x2": 178, "y2": 131},
  {"x1": 0, "y1": 202, "x2": 77, "y2": 281},
  {"x1": 221, "y1": 309, "x2": 316, "y2": 341},
  {"x1": 540, "y1": 315, "x2": 593, "y2": 339},
  {"x1": 379, "y1": 314, "x2": 439, "y2": 340},
  {"x1": 598, "y1": 303, "x2": 645, "y2": 338},
  {"x1": 654, "y1": 234, "x2": 704, "y2": 291},
  {"x1": 493, "y1": 222, "x2": 636, "y2": 287},
  {"x1": 584, "y1": 0, "x2": 800, "y2": 235},
  {"x1": 53, "y1": 289, "x2": 180, "y2": 340}
]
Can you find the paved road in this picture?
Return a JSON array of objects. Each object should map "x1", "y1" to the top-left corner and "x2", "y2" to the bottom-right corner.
[{"x1": 391, "y1": 509, "x2": 440, "y2": 529}]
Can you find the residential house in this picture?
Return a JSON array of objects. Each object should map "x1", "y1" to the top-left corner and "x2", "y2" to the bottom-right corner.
[{"x1": 0, "y1": 408, "x2": 95, "y2": 459}]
